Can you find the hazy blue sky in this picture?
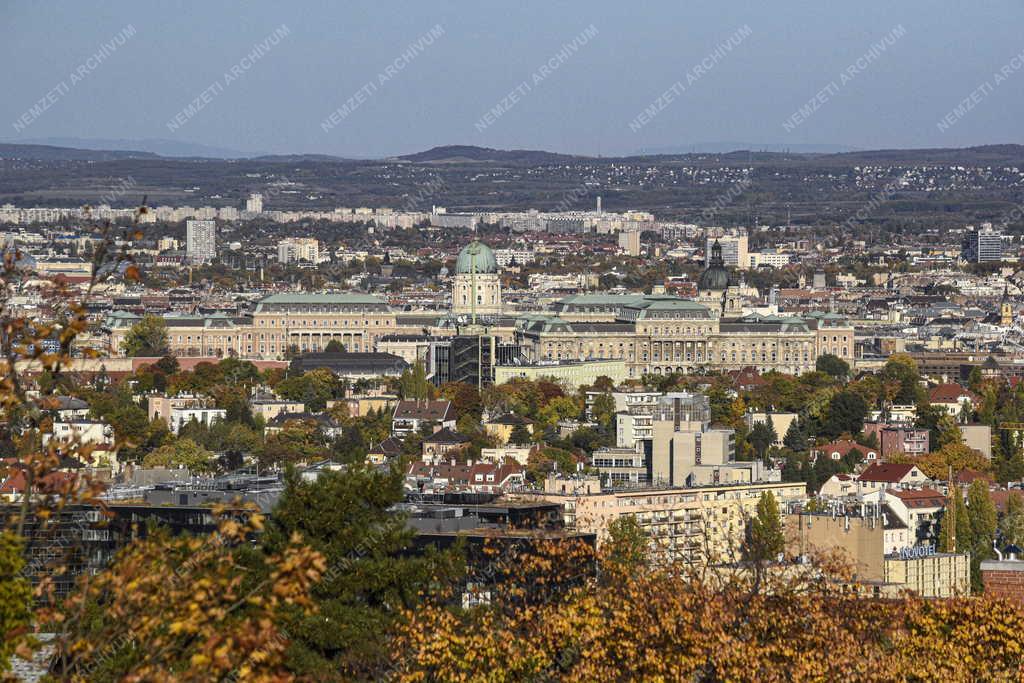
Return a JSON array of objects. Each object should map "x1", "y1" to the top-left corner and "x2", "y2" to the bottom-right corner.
[{"x1": 2, "y1": 0, "x2": 1022, "y2": 157}]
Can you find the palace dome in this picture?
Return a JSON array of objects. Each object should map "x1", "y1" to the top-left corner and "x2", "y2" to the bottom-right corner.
[
  {"x1": 454, "y1": 240, "x2": 498, "y2": 275},
  {"x1": 698, "y1": 239, "x2": 731, "y2": 292}
]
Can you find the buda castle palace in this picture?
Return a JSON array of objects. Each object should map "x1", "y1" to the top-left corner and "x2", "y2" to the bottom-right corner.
[{"x1": 106, "y1": 237, "x2": 853, "y2": 380}]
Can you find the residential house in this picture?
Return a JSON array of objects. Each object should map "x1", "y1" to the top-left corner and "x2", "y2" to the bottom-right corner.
[
  {"x1": 811, "y1": 440, "x2": 878, "y2": 463},
  {"x1": 864, "y1": 487, "x2": 946, "y2": 546},
  {"x1": 366, "y1": 436, "x2": 404, "y2": 465},
  {"x1": 484, "y1": 413, "x2": 533, "y2": 445},
  {"x1": 405, "y1": 460, "x2": 525, "y2": 494},
  {"x1": 480, "y1": 445, "x2": 534, "y2": 466},
  {"x1": 168, "y1": 407, "x2": 227, "y2": 435},
  {"x1": 928, "y1": 383, "x2": 979, "y2": 420},
  {"x1": 818, "y1": 473, "x2": 858, "y2": 498},
  {"x1": 422, "y1": 428, "x2": 471, "y2": 463},
  {"x1": 50, "y1": 396, "x2": 90, "y2": 421},
  {"x1": 392, "y1": 399, "x2": 456, "y2": 437},
  {"x1": 857, "y1": 462, "x2": 930, "y2": 492},
  {"x1": 332, "y1": 394, "x2": 398, "y2": 418},
  {"x1": 250, "y1": 397, "x2": 306, "y2": 422},
  {"x1": 862, "y1": 423, "x2": 930, "y2": 459},
  {"x1": 265, "y1": 412, "x2": 343, "y2": 439},
  {"x1": 960, "y1": 424, "x2": 992, "y2": 458}
]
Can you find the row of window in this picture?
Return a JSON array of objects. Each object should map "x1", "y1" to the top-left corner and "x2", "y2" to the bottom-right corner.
[
  {"x1": 257, "y1": 317, "x2": 391, "y2": 327},
  {"x1": 642, "y1": 326, "x2": 715, "y2": 335}
]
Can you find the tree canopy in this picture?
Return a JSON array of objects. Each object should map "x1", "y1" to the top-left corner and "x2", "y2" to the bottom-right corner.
[{"x1": 120, "y1": 315, "x2": 169, "y2": 357}]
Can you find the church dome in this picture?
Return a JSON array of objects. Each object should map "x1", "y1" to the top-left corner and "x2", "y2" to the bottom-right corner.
[
  {"x1": 455, "y1": 240, "x2": 498, "y2": 275},
  {"x1": 698, "y1": 239, "x2": 731, "y2": 292}
]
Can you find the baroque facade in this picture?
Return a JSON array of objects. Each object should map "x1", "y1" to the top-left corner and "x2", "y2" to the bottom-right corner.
[
  {"x1": 105, "y1": 238, "x2": 853, "y2": 374},
  {"x1": 515, "y1": 296, "x2": 853, "y2": 378}
]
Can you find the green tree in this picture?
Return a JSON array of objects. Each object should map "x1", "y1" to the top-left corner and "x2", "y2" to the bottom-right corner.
[
  {"x1": 324, "y1": 338, "x2": 344, "y2": 352},
  {"x1": 537, "y1": 395, "x2": 582, "y2": 429},
  {"x1": 967, "y1": 366, "x2": 984, "y2": 393},
  {"x1": 508, "y1": 423, "x2": 533, "y2": 445},
  {"x1": 142, "y1": 438, "x2": 215, "y2": 472},
  {"x1": 399, "y1": 361, "x2": 434, "y2": 400},
  {"x1": 121, "y1": 315, "x2": 169, "y2": 356},
  {"x1": 881, "y1": 354, "x2": 924, "y2": 405},
  {"x1": 591, "y1": 393, "x2": 617, "y2": 431},
  {"x1": 604, "y1": 515, "x2": 648, "y2": 572},
  {"x1": 259, "y1": 466, "x2": 463, "y2": 679},
  {"x1": 915, "y1": 401, "x2": 947, "y2": 452},
  {"x1": 259, "y1": 419, "x2": 326, "y2": 467},
  {"x1": 276, "y1": 368, "x2": 344, "y2": 412},
  {"x1": 0, "y1": 532, "x2": 31, "y2": 674},
  {"x1": 999, "y1": 492, "x2": 1024, "y2": 548},
  {"x1": 744, "y1": 492, "x2": 785, "y2": 562},
  {"x1": 822, "y1": 391, "x2": 868, "y2": 439},
  {"x1": 815, "y1": 353, "x2": 850, "y2": 380},
  {"x1": 153, "y1": 354, "x2": 180, "y2": 375},
  {"x1": 748, "y1": 420, "x2": 778, "y2": 461},
  {"x1": 939, "y1": 486, "x2": 971, "y2": 555},
  {"x1": 967, "y1": 479, "x2": 997, "y2": 592},
  {"x1": 439, "y1": 381, "x2": 483, "y2": 420},
  {"x1": 782, "y1": 420, "x2": 808, "y2": 452},
  {"x1": 936, "y1": 414, "x2": 963, "y2": 448}
]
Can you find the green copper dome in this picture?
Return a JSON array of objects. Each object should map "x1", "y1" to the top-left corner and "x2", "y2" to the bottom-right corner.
[
  {"x1": 698, "y1": 239, "x2": 731, "y2": 291},
  {"x1": 454, "y1": 240, "x2": 498, "y2": 274}
]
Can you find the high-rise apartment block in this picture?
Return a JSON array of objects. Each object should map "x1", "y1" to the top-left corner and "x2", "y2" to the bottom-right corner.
[
  {"x1": 618, "y1": 229, "x2": 641, "y2": 256},
  {"x1": 278, "y1": 237, "x2": 320, "y2": 264},
  {"x1": 246, "y1": 193, "x2": 264, "y2": 214},
  {"x1": 706, "y1": 231, "x2": 749, "y2": 269},
  {"x1": 961, "y1": 223, "x2": 1003, "y2": 263},
  {"x1": 185, "y1": 220, "x2": 216, "y2": 264}
]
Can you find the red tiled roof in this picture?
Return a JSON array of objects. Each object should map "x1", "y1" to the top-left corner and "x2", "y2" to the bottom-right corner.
[
  {"x1": 394, "y1": 400, "x2": 454, "y2": 421},
  {"x1": 406, "y1": 460, "x2": 524, "y2": 491},
  {"x1": 0, "y1": 470, "x2": 78, "y2": 495},
  {"x1": 991, "y1": 490, "x2": 1024, "y2": 514},
  {"x1": 955, "y1": 468, "x2": 993, "y2": 485},
  {"x1": 814, "y1": 440, "x2": 873, "y2": 458},
  {"x1": 729, "y1": 367, "x2": 767, "y2": 388},
  {"x1": 928, "y1": 383, "x2": 979, "y2": 404},
  {"x1": 423, "y1": 427, "x2": 470, "y2": 445},
  {"x1": 888, "y1": 487, "x2": 946, "y2": 508},
  {"x1": 859, "y1": 462, "x2": 918, "y2": 483}
]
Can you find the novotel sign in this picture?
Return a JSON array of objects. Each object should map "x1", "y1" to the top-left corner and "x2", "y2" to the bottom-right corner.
[{"x1": 890, "y1": 545, "x2": 937, "y2": 560}]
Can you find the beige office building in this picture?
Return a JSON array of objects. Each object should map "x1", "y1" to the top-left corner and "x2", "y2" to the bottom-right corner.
[
  {"x1": 534, "y1": 480, "x2": 806, "y2": 565},
  {"x1": 786, "y1": 510, "x2": 969, "y2": 597}
]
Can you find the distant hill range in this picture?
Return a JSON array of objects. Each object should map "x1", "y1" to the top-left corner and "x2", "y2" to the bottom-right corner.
[
  {"x1": 1, "y1": 140, "x2": 1023, "y2": 166},
  {"x1": 638, "y1": 142, "x2": 861, "y2": 155},
  {"x1": 13, "y1": 137, "x2": 255, "y2": 159},
  {"x1": 395, "y1": 145, "x2": 579, "y2": 164},
  {"x1": 0, "y1": 143, "x2": 160, "y2": 161}
]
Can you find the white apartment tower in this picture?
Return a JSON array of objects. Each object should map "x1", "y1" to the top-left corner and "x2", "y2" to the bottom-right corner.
[
  {"x1": 278, "y1": 237, "x2": 320, "y2": 264},
  {"x1": 185, "y1": 220, "x2": 216, "y2": 264},
  {"x1": 706, "y1": 232, "x2": 749, "y2": 270},
  {"x1": 246, "y1": 193, "x2": 264, "y2": 214},
  {"x1": 961, "y1": 223, "x2": 1003, "y2": 263}
]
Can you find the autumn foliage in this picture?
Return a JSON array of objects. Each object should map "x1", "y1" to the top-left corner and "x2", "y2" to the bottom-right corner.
[
  {"x1": 44, "y1": 506, "x2": 326, "y2": 682},
  {"x1": 393, "y1": 538, "x2": 1024, "y2": 682}
]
